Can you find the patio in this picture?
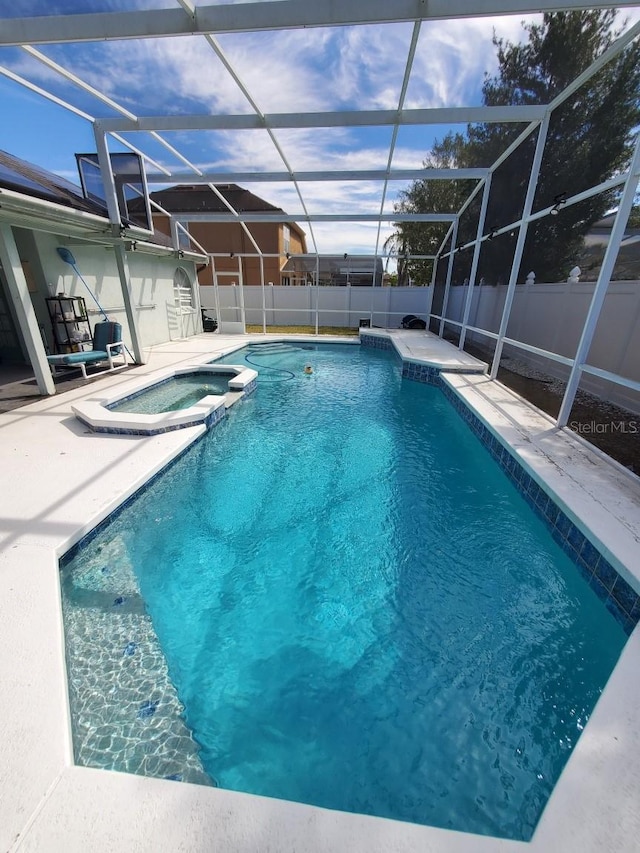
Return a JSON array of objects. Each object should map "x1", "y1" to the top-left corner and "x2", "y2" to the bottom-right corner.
[{"x1": 0, "y1": 330, "x2": 639, "y2": 851}]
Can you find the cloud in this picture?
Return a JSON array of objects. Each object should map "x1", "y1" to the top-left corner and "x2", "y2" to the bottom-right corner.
[
  {"x1": 3, "y1": 4, "x2": 638, "y2": 257},
  {"x1": 406, "y1": 16, "x2": 539, "y2": 109}
]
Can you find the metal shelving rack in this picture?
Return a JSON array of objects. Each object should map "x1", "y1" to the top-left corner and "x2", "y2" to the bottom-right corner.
[{"x1": 45, "y1": 296, "x2": 92, "y2": 354}]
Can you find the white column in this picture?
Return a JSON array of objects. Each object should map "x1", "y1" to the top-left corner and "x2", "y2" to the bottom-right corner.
[
  {"x1": 94, "y1": 125, "x2": 145, "y2": 363},
  {"x1": 211, "y1": 256, "x2": 221, "y2": 326},
  {"x1": 369, "y1": 257, "x2": 376, "y2": 324},
  {"x1": 427, "y1": 258, "x2": 438, "y2": 329},
  {"x1": 169, "y1": 216, "x2": 180, "y2": 251},
  {"x1": 423, "y1": 269, "x2": 434, "y2": 319},
  {"x1": 93, "y1": 125, "x2": 121, "y2": 226},
  {"x1": 259, "y1": 255, "x2": 266, "y2": 333},
  {"x1": 315, "y1": 256, "x2": 320, "y2": 335},
  {"x1": 113, "y1": 243, "x2": 145, "y2": 363},
  {"x1": 0, "y1": 223, "x2": 55, "y2": 395},
  {"x1": 387, "y1": 281, "x2": 393, "y2": 328}
]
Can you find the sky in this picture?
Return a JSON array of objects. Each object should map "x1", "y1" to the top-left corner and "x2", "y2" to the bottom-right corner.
[{"x1": 1, "y1": 1, "x2": 639, "y2": 260}]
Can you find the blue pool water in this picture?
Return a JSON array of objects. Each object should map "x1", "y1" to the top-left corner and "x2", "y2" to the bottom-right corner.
[
  {"x1": 61, "y1": 342, "x2": 626, "y2": 840},
  {"x1": 108, "y1": 372, "x2": 233, "y2": 414}
]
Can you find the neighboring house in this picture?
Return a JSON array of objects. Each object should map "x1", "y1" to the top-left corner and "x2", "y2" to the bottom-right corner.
[
  {"x1": 583, "y1": 212, "x2": 640, "y2": 247},
  {"x1": 149, "y1": 184, "x2": 307, "y2": 286},
  {"x1": 579, "y1": 212, "x2": 640, "y2": 281},
  {"x1": 0, "y1": 150, "x2": 207, "y2": 395},
  {"x1": 281, "y1": 254, "x2": 384, "y2": 286}
]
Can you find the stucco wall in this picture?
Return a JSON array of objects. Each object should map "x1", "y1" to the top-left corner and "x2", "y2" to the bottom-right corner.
[{"x1": 30, "y1": 232, "x2": 201, "y2": 352}]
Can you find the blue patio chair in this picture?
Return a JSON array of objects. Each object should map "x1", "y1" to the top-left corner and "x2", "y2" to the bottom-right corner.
[{"x1": 47, "y1": 321, "x2": 127, "y2": 380}]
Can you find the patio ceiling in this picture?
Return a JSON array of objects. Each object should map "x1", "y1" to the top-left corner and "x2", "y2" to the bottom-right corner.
[{"x1": 0, "y1": 1, "x2": 639, "y2": 259}]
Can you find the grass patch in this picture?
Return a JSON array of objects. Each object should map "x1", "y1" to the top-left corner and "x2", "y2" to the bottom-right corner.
[{"x1": 245, "y1": 325, "x2": 359, "y2": 336}]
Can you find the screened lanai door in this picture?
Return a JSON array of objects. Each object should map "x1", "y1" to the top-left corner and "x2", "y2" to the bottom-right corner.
[{"x1": 212, "y1": 257, "x2": 246, "y2": 334}]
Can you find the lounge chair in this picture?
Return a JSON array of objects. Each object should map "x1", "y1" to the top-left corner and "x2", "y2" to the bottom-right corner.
[{"x1": 47, "y1": 321, "x2": 127, "y2": 380}]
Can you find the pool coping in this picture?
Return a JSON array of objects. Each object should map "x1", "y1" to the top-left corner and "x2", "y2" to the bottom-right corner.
[
  {"x1": 71, "y1": 363, "x2": 257, "y2": 435},
  {"x1": 360, "y1": 327, "x2": 488, "y2": 373},
  {"x1": 1, "y1": 331, "x2": 639, "y2": 852}
]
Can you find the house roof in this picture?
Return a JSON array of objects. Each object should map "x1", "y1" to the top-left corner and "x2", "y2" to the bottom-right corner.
[
  {"x1": 150, "y1": 182, "x2": 308, "y2": 246},
  {"x1": 150, "y1": 184, "x2": 284, "y2": 215},
  {"x1": 0, "y1": 149, "x2": 107, "y2": 216},
  {"x1": 0, "y1": 148, "x2": 177, "y2": 250},
  {"x1": 590, "y1": 212, "x2": 639, "y2": 234}
]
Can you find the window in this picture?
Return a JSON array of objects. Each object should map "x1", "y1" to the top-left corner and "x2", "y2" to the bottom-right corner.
[
  {"x1": 283, "y1": 225, "x2": 291, "y2": 256},
  {"x1": 173, "y1": 267, "x2": 195, "y2": 312},
  {"x1": 177, "y1": 224, "x2": 192, "y2": 250},
  {"x1": 76, "y1": 152, "x2": 153, "y2": 232}
]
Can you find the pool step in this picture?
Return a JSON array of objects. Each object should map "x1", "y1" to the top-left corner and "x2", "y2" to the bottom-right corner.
[
  {"x1": 63, "y1": 585, "x2": 146, "y2": 614},
  {"x1": 63, "y1": 600, "x2": 212, "y2": 787}
]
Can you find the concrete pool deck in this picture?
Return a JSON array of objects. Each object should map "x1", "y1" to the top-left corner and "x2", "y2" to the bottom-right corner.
[{"x1": 1, "y1": 330, "x2": 639, "y2": 852}]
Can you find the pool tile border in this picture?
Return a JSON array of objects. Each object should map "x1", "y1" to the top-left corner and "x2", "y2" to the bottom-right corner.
[
  {"x1": 74, "y1": 403, "x2": 226, "y2": 436},
  {"x1": 440, "y1": 380, "x2": 639, "y2": 634},
  {"x1": 360, "y1": 333, "x2": 393, "y2": 351},
  {"x1": 243, "y1": 377, "x2": 257, "y2": 396},
  {"x1": 401, "y1": 361, "x2": 442, "y2": 384},
  {"x1": 361, "y1": 331, "x2": 639, "y2": 634},
  {"x1": 60, "y1": 429, "x2": 212, "y2": 565}
]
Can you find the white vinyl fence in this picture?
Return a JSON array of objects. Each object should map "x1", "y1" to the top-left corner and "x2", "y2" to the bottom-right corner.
[
  {"x1": 445, "y1": 280, "x2": 640, "y2": 412},
  {"x1": 200, "y1": 285, "x2": 433, "y2": 331}
]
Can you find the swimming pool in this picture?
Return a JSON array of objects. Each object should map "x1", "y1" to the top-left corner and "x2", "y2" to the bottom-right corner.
[{"x1": 60, "y1": 342, "x2": 628, "y2": 841}]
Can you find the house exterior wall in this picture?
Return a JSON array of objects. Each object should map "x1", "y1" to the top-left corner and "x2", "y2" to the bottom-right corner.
[
  {"x1": 27, "y1": 230, "x2": 201, "y2": 351},
  {"x1": 153, "y1": 214, "x2": 307, "y2": 286},
  {"x1": 280, "y1": 225, "x2": 306, "y2": 262}
]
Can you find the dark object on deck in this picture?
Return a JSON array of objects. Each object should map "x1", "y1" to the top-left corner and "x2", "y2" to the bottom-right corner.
[
  {"x1": 359, "y1": 318, "x2": 371, "y2": 328},
  {"x1": 401, "y1": 314, "x2": 427, "y2": 330},
  {"x1": 201, "y1": 309, "x2": 218, "y2": 332}
]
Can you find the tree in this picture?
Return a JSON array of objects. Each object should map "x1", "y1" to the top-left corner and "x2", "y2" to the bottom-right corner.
[
  {"x1": 387, "y1": 133, "x2": 475, "y2": 285},
  {"x1": 628, "y1": 204, "x2": 640, "y2": 229},
  {"x1": 392, "y1": 11, "x2": 640, "y2": 284}
]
